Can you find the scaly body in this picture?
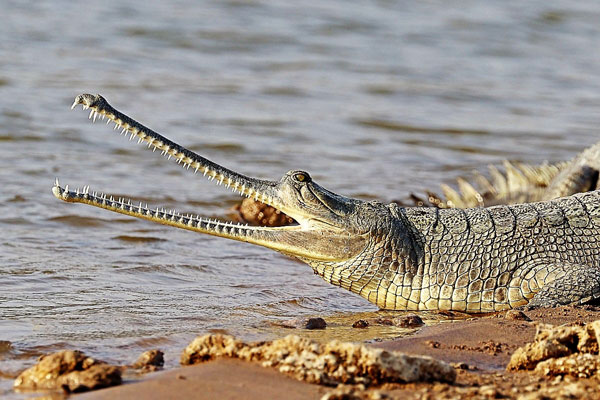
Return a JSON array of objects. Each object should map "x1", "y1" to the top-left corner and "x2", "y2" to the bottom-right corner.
[{"x1": 53, "y1": 94, "x2": 600, "y2": 312}]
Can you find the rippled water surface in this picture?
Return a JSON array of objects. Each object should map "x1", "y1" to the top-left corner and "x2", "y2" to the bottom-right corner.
[{"x1": 2, "y1": 0, "x2": 600, "y2": 395}]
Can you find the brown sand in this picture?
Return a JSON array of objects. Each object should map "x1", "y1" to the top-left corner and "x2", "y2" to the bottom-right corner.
[
  {"x1": 77, "y1": 358, "x2": 325, "y2": 400},
  {"x1": 76, "y1": 305, "x2": 600, "y2": 400}
]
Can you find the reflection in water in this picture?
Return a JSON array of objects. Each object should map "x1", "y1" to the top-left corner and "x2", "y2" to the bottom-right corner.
[{"x1": 2, "y1": 0, "x2": 600, "y2": 396}]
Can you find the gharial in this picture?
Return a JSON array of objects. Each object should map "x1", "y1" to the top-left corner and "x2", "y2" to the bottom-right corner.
[{"x1": 53, "y1": 94, "x2": 600, "y2": 313}]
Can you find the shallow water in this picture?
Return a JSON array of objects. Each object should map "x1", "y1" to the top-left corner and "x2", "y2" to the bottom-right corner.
[{"x1": 2, "y1": 0, "x2": 600, "y2": 396}]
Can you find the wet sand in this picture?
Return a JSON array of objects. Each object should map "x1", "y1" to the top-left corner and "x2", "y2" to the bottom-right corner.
[{"x1": 75, "y1": 305, "x2": 600, "y2": 400}]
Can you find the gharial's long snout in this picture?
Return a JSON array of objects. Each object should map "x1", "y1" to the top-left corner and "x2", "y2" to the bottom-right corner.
[{"x1": 53, "y1": 94, "x2": 368, "y2": 262}]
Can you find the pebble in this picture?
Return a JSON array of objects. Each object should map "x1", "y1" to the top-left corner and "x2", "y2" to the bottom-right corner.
[
  {"x1": 504, "y1": 310, "x2": 532, "y2": 321},
  {"x1": 353, "y1": 320, "x2": 369, "y2": 329}
]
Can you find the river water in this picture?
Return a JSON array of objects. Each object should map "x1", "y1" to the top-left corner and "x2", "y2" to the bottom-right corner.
[{"x1": 2, "y1": 0, "x2": 600, "y2": 395}]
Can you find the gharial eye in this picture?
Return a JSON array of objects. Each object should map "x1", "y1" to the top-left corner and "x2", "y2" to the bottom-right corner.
[{"x1": 294, "y1": 173, "x2": 309, "y2": 182}]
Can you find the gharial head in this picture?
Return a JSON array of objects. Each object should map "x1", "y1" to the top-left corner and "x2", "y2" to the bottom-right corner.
[{"x1": 53, "y1": 94, "x2": 388, "y2": 265}]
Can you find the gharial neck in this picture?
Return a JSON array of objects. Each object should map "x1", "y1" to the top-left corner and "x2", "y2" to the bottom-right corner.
[{"x1": 299, "y1": 205, "x2": 424, "y2": 309}]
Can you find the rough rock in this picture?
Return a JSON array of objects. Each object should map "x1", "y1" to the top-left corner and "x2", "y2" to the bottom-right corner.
[
  {"x1": 535, "y1": 353, "x2": 600, "y2": 378},
  {"x1": 507, "y1": 320, "x2": 600, "y2": 376},
  {"x1": 507, "y1": 339, "x2": 571, "y2": 370},
  {"x1": 180, "y1": 334, "x2": 456, "y2": 386},
  {"x1": 58, "y1": 364, "x2": 122, "y2": 392},
  {"x1": 132, "y1": 349, "x2": 165, "y2": 372},
  {"x1": 13, "y1": 350, "x2": 121, "y2": 393},
  {"x1": 577, "y1": 320, "x2": 600, "y2": 354}
]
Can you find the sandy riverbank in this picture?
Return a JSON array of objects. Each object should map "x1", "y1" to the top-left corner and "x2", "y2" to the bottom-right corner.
[{"x1": 67, "y1": 305, "x2": 600, "y2": 400}]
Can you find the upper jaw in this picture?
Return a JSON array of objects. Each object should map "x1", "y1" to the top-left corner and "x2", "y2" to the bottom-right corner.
[{"x1": 71, "y1": 93, "x2": 282, "y2": 208}]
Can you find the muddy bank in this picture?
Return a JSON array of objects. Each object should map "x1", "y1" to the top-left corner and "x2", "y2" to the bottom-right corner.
[
  {"x1": 375, "y1": 305, "x2": 600, "y2": 370},
  {"x1": 68, "y1": 305, "x2": 600, "y2": 400}
]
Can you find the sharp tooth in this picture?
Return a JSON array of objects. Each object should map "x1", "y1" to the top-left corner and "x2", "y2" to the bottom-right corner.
[
  {"x1": 93, "y1": 111, "x2": 98, "y2": 123},
  {"x1": 71, "y1": 100, "x2": 78, "y2": 110},
  {"x1": 65, "y1": 184, "x2": 69, "y2": 192},
  {"x1": 54, "y1": 177, "x2": 59, "y2": 186},
  {"x1": 89, "y1": 110, "x2": 94, "y2": 119},
  {"x1": 121, "y1": 127, "x2": 127, "y2": 135}
]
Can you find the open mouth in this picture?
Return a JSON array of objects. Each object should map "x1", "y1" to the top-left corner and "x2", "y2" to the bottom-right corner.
[
  {"x1": 52, "y1": 94, "x2": 299, "y2": 238},
  {"x1": 53, "y1": 94, "x2": 368, "y2": 262}
]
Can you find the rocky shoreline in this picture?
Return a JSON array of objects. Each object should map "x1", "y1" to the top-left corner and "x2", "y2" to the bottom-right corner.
[{"x1": 8, "y1": 304, "x2": 600, "y2": 399}]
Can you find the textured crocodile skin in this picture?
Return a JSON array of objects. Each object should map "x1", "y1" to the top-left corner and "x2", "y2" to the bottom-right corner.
[{"x1": 308, "y1": 191, "x2": 600, "y2": 312}]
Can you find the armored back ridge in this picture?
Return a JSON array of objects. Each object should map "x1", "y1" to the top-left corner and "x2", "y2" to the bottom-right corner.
[{"x1": 53, "y1": 94, "x2": 600, "y2": 312}]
